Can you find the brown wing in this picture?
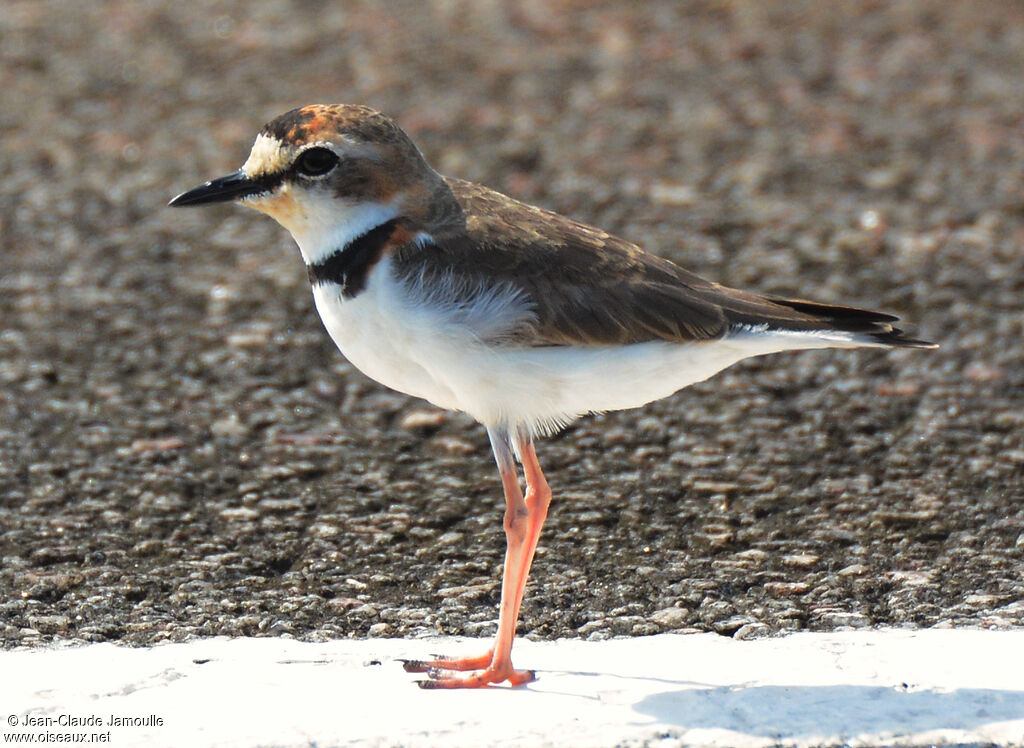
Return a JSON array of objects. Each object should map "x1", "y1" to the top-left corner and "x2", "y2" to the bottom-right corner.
[{"x1": 393, "y1": 178, "x2": 929, "y2": 348}]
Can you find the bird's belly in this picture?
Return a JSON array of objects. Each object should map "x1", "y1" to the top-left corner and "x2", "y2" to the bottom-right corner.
[{"x1": 425, "y1": 340, "x2": 751, "y2": 433}]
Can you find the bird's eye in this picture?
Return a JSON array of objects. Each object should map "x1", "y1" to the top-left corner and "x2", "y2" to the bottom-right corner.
[{"x1": 295, "y1": 147, "x2": 339, "y2": 177}]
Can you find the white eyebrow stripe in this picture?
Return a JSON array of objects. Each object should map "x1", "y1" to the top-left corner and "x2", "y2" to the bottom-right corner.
[{"x1": 242, "y1": 133, "x2": 292, "y2": 178}]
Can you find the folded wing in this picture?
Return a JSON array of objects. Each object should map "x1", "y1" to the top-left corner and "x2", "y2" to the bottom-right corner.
[{"x1": 393, "y1": 178, "x2": 933, "y2": 349}]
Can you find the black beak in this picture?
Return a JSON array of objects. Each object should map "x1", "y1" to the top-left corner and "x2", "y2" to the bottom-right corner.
[{"x1": 168, "y1": 170, "x2": 267, "y2": 207}]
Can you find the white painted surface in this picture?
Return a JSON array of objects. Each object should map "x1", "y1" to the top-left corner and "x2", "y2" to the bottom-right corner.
[{"x1": 3, "y1": 630, "x2": 1023, "y2": 747}]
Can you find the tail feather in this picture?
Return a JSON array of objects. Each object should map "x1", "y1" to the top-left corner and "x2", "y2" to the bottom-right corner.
[
  {"x1": 859, "y1": 327, "x2": 937, "y2": 349},
  {"x1": 749, "y1": 295, "x2": 937, "y2": 349}
]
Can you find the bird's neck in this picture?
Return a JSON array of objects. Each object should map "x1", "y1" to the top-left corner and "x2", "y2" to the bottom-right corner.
[
  {"x1": 291, "y1": 199, "x2": 401, "y2": 267},
  {"x1": 305, "y1": 217, "x2": 402, "y2": 298}
]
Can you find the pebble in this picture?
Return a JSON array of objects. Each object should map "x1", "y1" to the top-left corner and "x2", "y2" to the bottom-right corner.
[
  {"x1": 783, "y1": 553, "x2": 820, "y2": 568},
  {"x1": 129, "y1": 437, "x2": 185, "y2": 454},
  {"x1": 210, "y1": 415, "x2": 249, "y2": 437},
  {"x1": 650, "y1": 607, "x2": 690, "y2": 629},
  {"x1": 765, "y1": 582, "x2": 811, "y2": 597},
  {"x1": 399, "y1": 410, "x2": 448, "y2": 431},
  {"x1": 432, "y1": 436, "x2": 477, "y2": 455},
  {"x1": 733, "y1": 622, "x2": 771, "y2": 640},
  {"x1": 815, "y1": 611, "x2": 871, "y2": 629},
  {"x1": 838, "y1": 564, "x2": 868, "y2": 577}
]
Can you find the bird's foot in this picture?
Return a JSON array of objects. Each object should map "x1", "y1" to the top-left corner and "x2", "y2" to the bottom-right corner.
[
  {"x1": 400, "y1": 651, "x2": 535, "y2": 688},
  {"x1": 400, "y1": 651, "x2": 493, "y2": 673},
  {"x1": 416, "y1": 664, "x2": 536, "y2": 689}
]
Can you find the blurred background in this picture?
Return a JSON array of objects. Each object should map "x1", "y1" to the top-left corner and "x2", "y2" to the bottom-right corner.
[{"x1": 1, "y1": 1, "x2": 1022, "y2": 647}]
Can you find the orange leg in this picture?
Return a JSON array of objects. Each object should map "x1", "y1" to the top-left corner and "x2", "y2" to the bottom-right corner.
[
  {"x1": 401, "y1": 427, "x2": 551, "y2": 688},
  {"x1": 508, "y1": 438, "x2": 551, "y2": 629}
]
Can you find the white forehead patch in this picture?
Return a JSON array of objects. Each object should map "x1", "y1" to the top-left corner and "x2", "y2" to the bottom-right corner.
[{"x1": 242, "y1": 134, "x2": 294, "y2": 178}]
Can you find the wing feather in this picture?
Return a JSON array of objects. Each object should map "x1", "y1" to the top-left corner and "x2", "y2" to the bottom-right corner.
[{"x1": 391, "y1": 178, "x2": 930, "y2": 349}]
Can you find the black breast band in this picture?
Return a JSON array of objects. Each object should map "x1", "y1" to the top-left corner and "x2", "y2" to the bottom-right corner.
[{"x1": 306, "y1": 218, "x2": 400, "y2": 298}]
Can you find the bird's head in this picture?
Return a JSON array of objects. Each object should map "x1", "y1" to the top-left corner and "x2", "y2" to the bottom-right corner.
[{"x1": 169, "y1": 105, "x2": 451, "y2": 261}]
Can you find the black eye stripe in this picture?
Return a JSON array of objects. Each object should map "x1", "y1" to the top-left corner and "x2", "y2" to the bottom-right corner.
[{"x1": 254, "y1": 171, "x2": 285, "y2": 193}]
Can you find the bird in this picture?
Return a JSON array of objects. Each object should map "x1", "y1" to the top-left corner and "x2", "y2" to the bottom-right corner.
[{"x1": 169, "y1": 104, "x2": 935, "y2": 688}]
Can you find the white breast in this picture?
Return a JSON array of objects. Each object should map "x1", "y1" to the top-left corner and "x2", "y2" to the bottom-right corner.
[
  {"x1": 311, "y1": 256, "x2": 869, "y2": 436},
  {"x1": 312, "y1": 264, "x2": 458, "y2": 409}
]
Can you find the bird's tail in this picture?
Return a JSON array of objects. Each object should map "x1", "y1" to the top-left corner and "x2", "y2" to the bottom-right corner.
[{"x1": 761, "y1": 296, "x2": 937, "y2": 349}]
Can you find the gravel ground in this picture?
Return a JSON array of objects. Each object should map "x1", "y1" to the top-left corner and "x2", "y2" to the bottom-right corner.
[{"x1": 1, "y1": 1, "x2": 1022, "y2": 650}]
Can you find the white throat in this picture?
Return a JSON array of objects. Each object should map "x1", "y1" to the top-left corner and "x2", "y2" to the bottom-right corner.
[
  {"x1": 248, "y1": 189, "x2": 401, "y2": 266},
  {"x1": 294, "y1": 199, "x2": 400, "y2": 266}
]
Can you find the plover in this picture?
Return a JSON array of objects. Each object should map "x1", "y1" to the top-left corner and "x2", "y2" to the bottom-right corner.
[{"x1": 170, "y1": 104, "x2": 935, "y2": 688}]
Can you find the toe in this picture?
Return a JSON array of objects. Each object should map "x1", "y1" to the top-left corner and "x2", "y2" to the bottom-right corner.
[{"x1": 398, "y1": 659, "x2": 430, "y2": 673}]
